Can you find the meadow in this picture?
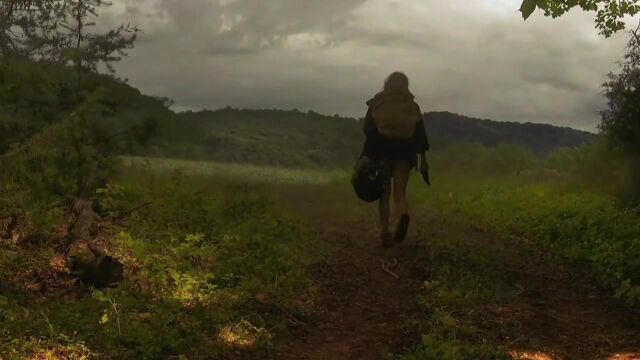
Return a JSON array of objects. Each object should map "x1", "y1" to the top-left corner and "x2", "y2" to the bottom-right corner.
[
  {"x1": 419, "y1": 142, "x2": 640, "y2": 307},
  {"x1": 0, "y1": 160, "x2": 327, "y2": 359},
  {"x1": 2, "y1": 2, "x2": 639, "y2": 357},
  {"x1": 2, "y1": 142, "x2": 640, "y2": 359},
  {"x1": 121, "y1": 157, "x2": 347, "y2": 186}
]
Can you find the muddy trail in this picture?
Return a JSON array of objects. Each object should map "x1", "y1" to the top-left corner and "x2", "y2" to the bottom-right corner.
[{"x1": 274, "y1": 186, "x2": 640, "y2": 360}]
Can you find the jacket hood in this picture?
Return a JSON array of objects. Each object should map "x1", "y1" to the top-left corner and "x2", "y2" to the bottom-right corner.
[{"x1": 366, "y1": 89, "x2": 415, "y2": 108}]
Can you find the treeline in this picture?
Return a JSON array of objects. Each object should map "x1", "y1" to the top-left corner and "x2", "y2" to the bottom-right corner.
[
  {"x1": 0, "y1": 67, "x2": 598, "y2": 171},
  {"x1": 425, "y1": 111, "x2": 594, "y2": 156},
  {"x1": 137, "y1": 108, "x2": 362, "y2": 168},
  {"x1": 128, "y1": 107, "x2": 595, "y2": 168},
  {"x1": 431, "y1": 139, "x2": 640, "y2": 203}
]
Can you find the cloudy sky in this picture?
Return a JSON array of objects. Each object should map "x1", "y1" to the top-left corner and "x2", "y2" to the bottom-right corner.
[{"x1": 100, "y1": 0, "x2": 638, "y2": 131}]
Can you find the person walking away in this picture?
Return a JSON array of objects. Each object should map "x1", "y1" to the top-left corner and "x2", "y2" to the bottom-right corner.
[{"x1": 360, "y1": 72, "x2": 430, "y2": 248}]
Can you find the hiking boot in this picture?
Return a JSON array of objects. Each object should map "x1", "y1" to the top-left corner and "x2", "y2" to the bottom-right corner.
[
  {"x1": 381, "y1": 231, "x2": 393, "y2": 248},
  {"x1": 394, "y1": 215, "x2": 410, "y2": 243}
]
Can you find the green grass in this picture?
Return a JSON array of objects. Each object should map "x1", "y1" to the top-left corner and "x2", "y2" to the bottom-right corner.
[
  {"x1": 390, "y1": 228, "x2": 515, "y2": 360},
  {"x1": 121, "y1": 156, "x2": 348, "y2": 185},
  {"x1": 3, "y1": 151, "x2": 639, "y2": 358},
  {"x1": 123, "y1": 155, "x2": 640, "y2": 307},
  {"x1": 413, "y1": 174, "x2": 640, "y2": 307},
  {"x1": 0, "y1": 164, "x2": 326, "y2": 359}
]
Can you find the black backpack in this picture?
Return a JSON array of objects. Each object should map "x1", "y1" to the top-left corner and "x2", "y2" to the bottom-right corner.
[{"x1": 351, "y1": 157, "x2": 390, "y2": 203}]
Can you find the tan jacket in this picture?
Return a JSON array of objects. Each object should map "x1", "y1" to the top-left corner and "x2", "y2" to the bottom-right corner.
[{"x1": 366, "y1": 90, "x2": 422, "y2": 139}]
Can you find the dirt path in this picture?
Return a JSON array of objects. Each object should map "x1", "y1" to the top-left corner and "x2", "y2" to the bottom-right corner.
[
  {"x1": 275, "y1": 186, "x2": 640, "y2": 360},
  {"x1": 277, "y1": 219, "x2": 424, "y2": 359}
]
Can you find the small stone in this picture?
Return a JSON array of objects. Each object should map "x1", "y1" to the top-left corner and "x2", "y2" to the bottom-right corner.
[{"x1": 255, "y1": 293, "x2": 269, "y2": 305}]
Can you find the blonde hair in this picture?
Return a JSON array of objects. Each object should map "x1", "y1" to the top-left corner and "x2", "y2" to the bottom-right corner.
[{"x1": 383, "y1": 72, "x2": 409, "y2": 93}]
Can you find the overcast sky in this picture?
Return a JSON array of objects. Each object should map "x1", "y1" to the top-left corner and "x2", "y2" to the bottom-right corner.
[{"x1": 100, "y1": 0, "x2": 638, "y2": 131}]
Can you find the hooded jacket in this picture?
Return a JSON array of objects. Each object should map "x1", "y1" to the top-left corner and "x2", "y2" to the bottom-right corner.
[{"x1": 361, "y1": 91, "x2": 430, "y2": 167}]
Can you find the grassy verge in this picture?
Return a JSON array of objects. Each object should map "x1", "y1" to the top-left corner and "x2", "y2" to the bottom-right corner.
[
  {"x1": 394, "y1": 165, "x2": 640, "y2": 358},
  {"x1": 0, "y1": 164, "x2": 325, "y2": 359},
  {"x1": 413, "y1": 174, "x2": 640, "y2": 306}
]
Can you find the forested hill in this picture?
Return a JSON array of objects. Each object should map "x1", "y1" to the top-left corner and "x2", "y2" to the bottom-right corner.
[
  {"x1": 141, "y1": 108, "x2": 362, "y2": 168},
  {"x1": 136, "y1": 107, "x2": 596, "y2": 167},
  {"x1": 1, "y1": 60, "x2": 593, "y2": 168},
  {"x1": 424, "y1": 111, "x2": 596, "y2": 156}
]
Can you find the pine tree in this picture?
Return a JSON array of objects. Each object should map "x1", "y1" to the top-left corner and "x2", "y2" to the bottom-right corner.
[
  {"x1": 57, "y1": 0, "x2": 138, "y2": 74},
  {"x1": 0, "y1": 0, "x2": 138, "y2": 72},
  {"x1": 0, "y1": 0, "x2": 144, "y2": 285}
]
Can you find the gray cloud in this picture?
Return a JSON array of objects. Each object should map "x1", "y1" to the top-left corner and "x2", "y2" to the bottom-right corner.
[{"x1": 101, "y1": 0, "x2": 637, "y2": 131}]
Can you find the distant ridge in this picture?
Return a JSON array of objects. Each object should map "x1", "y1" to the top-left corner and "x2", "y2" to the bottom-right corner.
[
  {"x1": 136, "y1": 107, "x2": 596, "y2": 168},
  {"x1": 0, "y1": 60, "x2": 597, "y2": 169},
  {"x1": 423, "y1": 111, "x2": 596, "y2": 156}
]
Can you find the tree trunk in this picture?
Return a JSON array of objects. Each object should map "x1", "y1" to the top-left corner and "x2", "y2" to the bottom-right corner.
[
  {"x1": 67, "y1": 198, "x2": 99, "y2": 268},
  {"x1": 0, "y1": 215, "x2": 16, "y2": 240},
  {"x1": 67, "y1": 198, "x2": 124, "y2": 288}
]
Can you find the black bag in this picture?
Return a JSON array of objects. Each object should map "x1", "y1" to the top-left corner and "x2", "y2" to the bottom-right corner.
[{"x1": 351, "y1": 157, "x2": 390, "y2": 203}]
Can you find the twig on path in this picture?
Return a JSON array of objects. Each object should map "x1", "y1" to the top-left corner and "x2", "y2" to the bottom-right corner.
[
  {"x1": 381, "y1": 258, "x2": 400, "y2": 280},
  {"x1": 273, "y1": 302, "x2": 306, "y2": 327},
  {"x1": 506, "y1": 335, "x2": 523, "y2": 347}
]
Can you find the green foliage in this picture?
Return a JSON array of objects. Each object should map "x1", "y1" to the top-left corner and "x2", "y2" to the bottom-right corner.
[
  {"x1": 121, "y1": 156, "x2": 347, "y2": 186},
  {"x1": 94, "y1": 183, "x2": 128, "y2": 218},
  {"x1": 519, "y1": 0, "x2": 640, "y2": 37},
  {"x1": 0, "y1": 58, "x2": 164, "y2": 152},
  {"x1": 1, "y1": 168, "x2": 321, "y2": 358},
  {"x1": 130, "y1": 108, "x2": 594, "y2": 169},
  {"x1": 416, "y1": 112, "x2": 595, "y2": 157},
  {"x1": 398, "y1": 140, "x2": 640, "y2": 357},
  {"x1": 600, "y1": 28, "x2": 640, "y2": 203},
  {"x1": 429, "y1": 142, "x2": 539, "y2": 180},
  {"x1": 418, "y1": 146, "x2": 640, "y2": 306},
  {"x1": 392, "y1": 217, "x2": 514, "y2": 359},
  {"x1": 544, "y1": 139, "x2": 640, "y2": 203},
  {"x1": 0, "y1": 0, "x2": 138, "y2": 71},
  {"x1": 520, "y1": 0, "x2": 538, "y2": 20},
  {"x1": 0, "y1": 59, "x2": 165, "y2": 232},
  {"x1": 398, "y1": 334, "x2": 510, "y2": 360},
  {"x1": 143, "y1": 108, "x2": 362, "y2": 168},
  {"x1": 1, "y1": 90, "x2": 131, "y2": 231},
  {"x1": 0, "y1": 59, "x2": 73, "y2": 152}
]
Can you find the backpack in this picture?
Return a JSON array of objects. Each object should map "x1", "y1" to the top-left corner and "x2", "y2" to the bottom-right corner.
[{"x1": 370, "y1": 92, "x2": 422, "y2": 139}]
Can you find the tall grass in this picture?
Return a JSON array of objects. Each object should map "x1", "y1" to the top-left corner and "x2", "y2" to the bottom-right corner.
[
  {"x1": 416, "y1": 140, "x2": 640, "y2": 306},
  {"x1": 122, "y1": 156, "x2": 347, "y2": 185}
]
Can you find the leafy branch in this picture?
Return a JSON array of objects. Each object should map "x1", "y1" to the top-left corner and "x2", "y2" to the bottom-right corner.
[{"x1": 520, "y1": 0, "x2": 640, "y2": 37}]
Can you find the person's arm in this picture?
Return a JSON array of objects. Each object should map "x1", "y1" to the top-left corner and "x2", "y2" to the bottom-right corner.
[
  {"x1": 414, "y1": 118, "x2": 430, "y2": 154},
  {"x1": 363, "y1": 107, "x2": 375, "y2": 136},
  {"x1": 358, "y1": 107, "x2": 376, "y2": 160},
  {"x1": 414, "y1": 118, "x2": 431, "y2": 185}
]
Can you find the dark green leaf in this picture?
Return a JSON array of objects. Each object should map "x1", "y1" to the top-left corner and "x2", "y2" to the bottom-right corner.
[{"x1": 520, "y1": 0, "x2": 538, "y2": 19}]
